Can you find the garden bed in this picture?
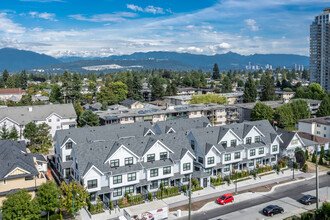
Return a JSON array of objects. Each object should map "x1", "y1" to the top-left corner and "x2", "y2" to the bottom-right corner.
[
  {"x1": 158, "y1": 192, "x2": 181, "y2": 199},
  {"x1": 212, "y1": 182, "x2": 226, "y2": 186},
  {"x1": 234, "y1": 177, "x2": 252, "y2": 183},
  {"x1": 259, "y1": 171, "x2": 275, "y2": 177},
  {"x1": 192, "y1": 187, "x2": 203, "y2": 192},
  {"x1": 119, "y1": 201, "x2": 145, "y2": 208},
  {"x1": 281, "y1": 168, "x2": 290, "y2": 171}
]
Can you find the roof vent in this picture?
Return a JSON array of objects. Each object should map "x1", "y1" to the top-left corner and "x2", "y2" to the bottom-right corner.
[
  {"x1": 28, "y1": 107, "x2": 32, "y2": 112},
  {"x1": 90, "y1": 148, "x2": 92, "y2": 150}
]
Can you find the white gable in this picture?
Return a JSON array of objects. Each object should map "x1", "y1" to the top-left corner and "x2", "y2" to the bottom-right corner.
[
  {"x1": 105, "y1": 145, "x2": 139, "y2": 165},
  {"x1": 218, "y1": 129, "x2": 241, "y2": 144},
  {"x1": 143, "y1": 140, "x2": 174, "y2": 161}
]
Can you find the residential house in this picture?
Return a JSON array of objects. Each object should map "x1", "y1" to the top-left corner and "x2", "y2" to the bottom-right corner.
[
  {"x1": 0, "y1": 88, "x2": 26, "y2": 102},
  {"x1": 0, "y1": 140, "x2": 47, "y2": 205},
  {"x1": 121, "y1": 99, "x2": 144, "y2": 109},
  {"x1": 298, "y1": 132, "x2": 330, "y2": 154},
  {"x1": 299, "y1": 117, "x2": 330, "y2": 139}
]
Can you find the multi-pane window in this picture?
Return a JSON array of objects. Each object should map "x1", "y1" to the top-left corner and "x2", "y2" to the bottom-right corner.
[
  {"x1": 125, "y1": 157, "x2": 133, "y2": 166},
  {"x1": 113, "y1": 175, "x2": 122, "y2": 184},
  {"x1": 163, "y1": 166, "x2": 171, "y2": 175},
  {"x1": 250, "y1": 149, "x2": 256, "y2": 156},
  {"x1": 113, "y1": 187, "x2": 122, "y2": 197},
  {"x1": 232, "y1": 163, "x2": 238, "y2": 169},
  {"x1": 246, "y1": 137, "x2": 252, "y2": 144},
  {"x1": 221, "y1": 141, "x2": 227, "y2": 148},
  {"x1": 110, "y1": 159, "x2": 119, "y2": 168},
  {"x1": 65, "y1": 142, "x2": 73, "y2": 149},
  {"x1": 249, "y1": 160, "x2": 254, "y2": 167},
  {"x1": 125, "y1": 186, "x2": 134, "y2": 194},
  {"x1": 225, "y1": 153, "x2": 231, "y2": 161},
  {"x1": 205, "y1": 168, "x2": 212, "y2": 175},
  {"x1": 207, "y1": 157, "x2": 215, "y2": 165},
  {"x1": 89, "y1": 192, "x2": 96, "y2": 202},
  {"x1": 224, "y1": 165, "x2": 230, "y2": 172},
  {"x1": 150, "y1": 168, "x2": 158, "y2": 177},
  {"x1": 234, "y1": 152, "x2": 240, "y2": 159},
  {"x1": 183, "y1": 175, "x2": 190, "y2": 182},
  {"x1": 161, "y1": 179, "x2": 169, "y2": 186},
  {"x1": 160, "y1": 152, "x2": 168, "y2": 160},
  {"x1": 259, "y1": 147, "x2": 264, "y2": 154},
  {"x1": 87, "y1": 179, "x2": 97, "y2": 189},
  {"x1": 271, "y1": 157, "x2": 276, "y2": 162},
  {"x1": 127, "y1": 172, "x2": 136, "y2": 181},
  {"x1": 198, "y1": 157, "x2": 204, "y2": 164},
  {"x1": 183, "y1": 163, "x2": 191, "y2": 171},
  {"x1": 256, "y1": 158, "x2": 262, "y2": 165},
  {"x1": 147, "y1": 154, "x2": 155, "y2": 162},
  {"x1": 150, "y1": 180, "x2": 158, "y2": 189},
  {"x1": 231, "y1": 140, "x2": 237, "y2": 147},
  {"x1": 272, "y1": 145, "x2": 278, "y2": 152},
  {"x1": 66, "y1": 155, "x2": 72, "y2": 161},
  {"x1": 191, "y1": 140, "x2": 195, "y2": 150},
  {"x1": 255, "y1": 136, "x2": 260, "y2": 143}
]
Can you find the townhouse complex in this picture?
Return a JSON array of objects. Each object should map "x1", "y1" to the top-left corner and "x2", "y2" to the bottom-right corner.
[
  {"x1": 51, "y1": 117, "x2": 320, "y2": 206},
  {"x1": 0, "y1": 103, "x2": 77, "y2": 139}
]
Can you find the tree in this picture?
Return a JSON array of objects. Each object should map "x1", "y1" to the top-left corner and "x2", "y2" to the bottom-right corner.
[
  {"x1": 97, "y1": 81, "x2": 128, "y2": 105},
  {"x1": 221, "y1": 76, "x2": 232, "y2": 93},
  {"x1": 50, "y1": 84, "x2": 63, "y2": 103},
  {"x1": 290, "y1": 100, "x2": 310, "y2": 124},
  {"x1": 61, "y1": 71, "x2": 72, "y2": 103},
  {"x1": 274, "y1": 103, "x2": 294, "y2": 129},
  {"x1": 19, "y1": 94, "x2": 32, "y2": 105},
  {"x1": 151, "y1": 77, "x2": 164, "y2": 100},
  {"x1": 60, "y1": 180, "x2": 89, "y2": 216},
  {"x1": 1, "y1": 123, "x2": 10, "y2": 139},
  {"x1": 78, "y1": 110, "x2": 100, "y2": 127},
  {"x1": 312, "y1": 152, "x2": 316, "y2": 163},
  {"x1": 212, "y1": 63, "x2": 220, "y2": 79},
  {"x1": 302, "y1": 69, "x2": 309, "y2": 80},
  {"x1": 243, "y1": 76, "x2": 257, "y2": 103},
  {"x1": 20, "y1": 70, "x2": 28, "y2": 89},
  {"x1": 190, "y1": 94, "x2": 227, "y2": 104},
  {"x1": 8, "y1": 126, "x2": 19, "y2": 140},
  {"x1": 23, "y1": 122, "x2": 38, "y2": 141},
  {"x1": 2, "y1": 69, "x2": 9, "y2": 83},
  {"x1": 101, "y1": 101, "x2": 108, "y2": 111},
  {"x1": 250, "y1": 102, "x2": 274, "y2": 123},
  {"x1": 6, "y1": 75, "x2": 15, "y2": 88},
  {"x1": 1, "y1": 189, "x2": 40, "y2": 220},
  {"x1": 70, "y1": 72, "x2": 83, "y2": 102},
  {"x1": 23, "y1": 122, "x2": 52, "y2": 153},
  {"x1": 316, "y1": 96, "x2": 330, "y2": 117},
  {"x1": 237, "y1": 79, "x2": 244, "y2": 87},
  {"x1": 261, "y1": 75, "x2": 275, "y2": 101},
  {"x1": 132, "y1": 73, "x2": 143, "y2": 101},
  {"x1": 37, "y1": 181, "x2": 62, "y2": 220}
]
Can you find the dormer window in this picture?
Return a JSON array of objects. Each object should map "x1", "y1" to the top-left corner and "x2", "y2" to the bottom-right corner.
[
  {"x1": 246, "y1": 137, "x2": 252, "y2": 144},
  {"x1": 255, "y1": 136, "x2": 260, "y2": 143},
  {"x1": 125, "y1": 157, "x2": 133, "y2": 166},
  {"x1": 231, "y1": 140, "x2": 237, "y2": 147},
  {"x1": 110, "y1": 159, "x2": 119, "y2": 168},
  {"x1": 191, "y1": 140, "x2": 195, "y2": 150},
  {"x1": 221, "y1": 141, "x2": 227, "y2": 148},
  {"x1": 147, "y1": 154, "x2": 155, "y2": 162},
  {"x1": 160, "y1": 152, "x2": 167, "y2": 160},
  {"x1": 65, "y1": 142, "x2": 73, "y2": 150}
]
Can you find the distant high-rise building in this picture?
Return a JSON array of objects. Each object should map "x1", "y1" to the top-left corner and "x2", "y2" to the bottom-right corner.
[{"x1": 310, "y1": 8, "x2": 330, "y2": 93}]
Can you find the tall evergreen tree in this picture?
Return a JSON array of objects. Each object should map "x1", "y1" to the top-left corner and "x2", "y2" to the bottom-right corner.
[
  {"x1": 243, "y1": 76, "x2": 257, "y2": 103},
  {"x1": 6, "y1": 75, "x2": 15, "y2": 88},
  {"x1": 2, "y1": 69, "x2": 9, "y2": 83},
  {"x1": 212, "y1": 63, "x2": 220, "y2": 79},
  {"x1": 126, "y1": 72, "x2": 134, "y2": 99},
  {"x1": 221, "y1": 76, "x2": 232, "y2": 93},
  {"x1": 0, "y1": 123, "x2": 10, "y2": 139},
  {"x1": 70, "y1": 72, "x2": 82, "y2": 102},
  {"x1": 151, "y1": 76, "x2": 164, "y2": 100},
  {"x1": 20, "y1": 70, "x2": 28, "y2": 89},
  {"x1": 261, "y1": 75, "x2": 275, "y2": 101},
  {"x1": 50, "y1": 84, "x2": 63, "y2": 103},
  {"x1": 8, "y1": 126, "x2": 19, "y2": 140},
  {"x1": 316, "y1": 95, "x2": 330, "y2": 117},
  {"x1": 61, "y1": 71, "x2": 72, "y2": 103}
]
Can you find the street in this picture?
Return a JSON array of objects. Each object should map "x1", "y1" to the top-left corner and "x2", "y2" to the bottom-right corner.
[{"x1": 178, "y1": 175, "x2": 330, "y2": 220}]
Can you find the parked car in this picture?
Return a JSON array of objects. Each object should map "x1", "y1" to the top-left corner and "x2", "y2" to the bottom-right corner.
[
  {"x1": 262, "y1": 205, "x2": 284, "y2": 216},
  {"x1": 217, "y1": 193, "x2": 234, "y2": 205},
  {"x1": 299, "y1": 195, "x2": 317, "y2": 205}
]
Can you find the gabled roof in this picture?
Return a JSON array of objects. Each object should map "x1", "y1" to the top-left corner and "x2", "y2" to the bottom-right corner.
[
  {"x1": 298, "y1": 132, "x2": 330, "y2": 145},
  {"x1": 121, "y1": 99, "x2": 140, "y2": 106},
  {"x1": 154, "y1": 117, "x2": 211, "y2": 134}
]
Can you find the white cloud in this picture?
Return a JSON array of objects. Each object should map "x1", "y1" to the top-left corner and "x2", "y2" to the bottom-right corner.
[
  {"x1": 127, "y1": 4, "x2": 166, "y2": 14},
  {"x1": 244, "y1": 19, "x2": 259, "y2": 31},
  {"x1": 0, "y1": 13, "x2": 25, "y2": 34},
  {"x1": 69, "y1": 12, "x2": 137, "y2": 22},
  {"x1": 29, "y1": 11, "x2": 57, "y2": 21},
  {"x1": 177, "y1": 46, "x2": 204, "y2": 54},
  {"x1": 126, "y1": 4, "x2": 143, "y2": 12}
]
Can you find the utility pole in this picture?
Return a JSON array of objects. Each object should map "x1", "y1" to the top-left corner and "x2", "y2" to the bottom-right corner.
[
  {"x1": 188, "y1": 174, "x2": 192, "y2": 220},
  {"x1": 315, "y1": 144, "x2": 319, "y2": 209}
]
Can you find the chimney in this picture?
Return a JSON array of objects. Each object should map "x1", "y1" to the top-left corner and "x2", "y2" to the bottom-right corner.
[{"x1": 28, "y1": 107, "x2": 32, "y2": 112}]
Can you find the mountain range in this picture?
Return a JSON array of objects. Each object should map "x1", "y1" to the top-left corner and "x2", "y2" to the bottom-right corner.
[{"x1": 0, "y1": 48, "x2": 309, "y2": 73}]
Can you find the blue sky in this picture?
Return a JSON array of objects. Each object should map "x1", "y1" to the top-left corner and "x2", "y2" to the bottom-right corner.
[{"x1": 0, "y1": 0, "x2": 328, "y2": 58}]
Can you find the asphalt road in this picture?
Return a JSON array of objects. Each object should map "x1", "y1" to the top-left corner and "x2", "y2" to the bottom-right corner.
[{"x1": 180, "y1": 175, "x2": 330, "y2": 220}]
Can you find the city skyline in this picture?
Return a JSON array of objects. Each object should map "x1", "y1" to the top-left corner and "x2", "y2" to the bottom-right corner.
[{"x1": 0, "y1": 0, "x2": 329, "y2": 58}]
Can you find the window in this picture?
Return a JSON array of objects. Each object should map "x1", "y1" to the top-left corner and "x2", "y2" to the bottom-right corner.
[
  {"x1": 125, "y1": 186, "x2": 134, "y2": 194},
  {"x1": 147, "y1": 154, "x2": 155, "y2": 162},
  {"x1": 256, "y1": 158, "x2": 262, "y2": 165},
  {"x1": 272, "y1": 145, "x2": 278, "y2": 152},
  {"x1": 57, "y1": 118, "x2": 60, "y2": 122},
  {"x1": 250, "y1": 149, "x2": 256, "y2": 156},
  {"x1": 48, "y1": 119, "x2": 52, "y2": 122},
  {"x1": 163, "y1": 166, "x2": 171, "y2": 175},
  {"x1": 113, "y1": 175, "x2": 122, "y2": 184},
  {"x1": 110, "y1": 159, "x2": 119, "y2": 168},
  {"x1": 249, "y1": 160, "x2": 254, "y2": 167},
  {"x1": 3, "y1": 180, "x2": 6, "y2": 185},
  {"x1": 191, "y1": 140, "x2": 195, "y2": 150},
  {"x1": 207, "y1": 157, "x2": 215, "y2": 165},
  {"x1": 271, "y1": 157, "x2": 276, "y2": 162},
  {"x1": 125, "y1": 157, "x2": 133, "y2": 166},
  {"x1": 25, "y1": 176, "x2": 33, "y2": 181},
  {"x1": 246, "y1": 137, "x2": 252, "y2": 144},
  {"x1": 205, "y1": 168, "x2": 212, "y2": 175},
  {"x1": 259, "y1": 147, "x2": 264, "y2": 154},
  {"x1": 183, "y1": 163, "x2": 191, "y2": 171},
  {"x1": 221, "y1": 141, "x2": 227, "y2": 148},
  {"x1": 317, "y1": 124, "x2": 321, "y2": 127},
  {"x1": 324, "y1": 127, "x2": 327, "y2": 130},
  {"x1": 65, "y1": 142, "x2": 73, "y2": 150},
  {"x1": 161, "y1": 179, "x2": 169, "y2": 186},
  {"x1": 65, "y1": 168, "x2": 70, "y2": 179},
  {"x1": 66, "y1": 155, "x2": 72, "y2": 161},
  {"x1": 234, "y1": 152, "x2": 240, "y2": 159},
  {"x1": 198, "y1": 157, "x2": 204, "y2": 164},
  {"x1": 232, "y1": 163, "x2": 238, "y2": 169},
  {"x1": 160, "y1": 152, "x2": 168, "y2": 160},
  {"x1": 183, "y1": 175, "x2": 190, "y2": 182},
  {"x1": 150, "y1": 180, "x2": 158, "y2": 189},
  {"x1": 127, "y1": 172, "x2": 136, "y2": 181},
  {"x1": 317, "y1": 131, "x2": 321, "y2": 135},
  {"x1": 291, "y1": 139, "x2": 298, "y2": 145},
  {"x1": 224, "y1": 165, "x2": 230, "y2": 172},
  {"x1": 150, "y1": 168, "x2": 158, "y2": 177},
  {"x1": 113, "y1": 187, "x2": 122, "y2": 197},
  {"x1": 89, "y1": 192, "x2": 96, "y2": 202},
  {"x1": 231, "y1": 140, "x2": 237, "y2": 147},
  {"x1": 225, "y1": 153, "x2": 231, "y2": 161},
  {"x1": 87, "y1": 179, "x2": 97, "y2": 189},
  {"x1": 255, "y1": 136, "x2": 260, "y2": 143}
]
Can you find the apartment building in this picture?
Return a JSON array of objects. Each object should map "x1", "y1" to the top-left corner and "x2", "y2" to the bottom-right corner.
[
  {"x1": 0, "y1": 140, "x2": 47, "y2": 205},
  {"x1": 187, "y1": 120, "x2": 283, "y2": 178},
  {"x1": 299, "y1": 117, "x2": 330, "y2": 139},
  {"x1": 0, "y1": 104, "x2": 77, "y2": 139},
  {"x1": 97, "y1": 103, "x2": 239, "y2": 126}
]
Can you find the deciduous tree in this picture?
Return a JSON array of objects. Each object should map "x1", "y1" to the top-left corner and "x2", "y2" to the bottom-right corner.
[
  {"x1": 250, "y1": 102, "x2": 274, "y2": 123},
  {"x1": 37, "y1": 181, "x2": 62, "y2": 220},
  {"x1": 316, "y1": 95, "x2": 330, "y2": 117}
]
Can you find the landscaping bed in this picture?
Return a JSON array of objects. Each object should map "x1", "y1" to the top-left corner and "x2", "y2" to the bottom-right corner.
[
  {"x1": 119, "y1": 201, "x2": 145, "y2": 208},
  {"x1": 259, "y1": 171, "x2": 275, "y2": 177},
  {"x1": 234, "y1": 177, "x2": 252, "y2": 183}
]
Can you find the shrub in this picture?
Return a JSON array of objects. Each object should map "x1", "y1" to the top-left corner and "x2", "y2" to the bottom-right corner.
[
  {"x1": 305, "y1": 149, "x2": 309, "y2": 160},
  {"x1": 226, "y1": 176, "x2": 231, "y2": 184},
  {"x1": 110, "y1": 201, "x2": 114, "y2": 210},
  {"x1": 312, "y1": 152, "x2": 316, "y2": 163},
  {"x1": 183, "y1": 185, "x2": 187, "y2": 192},
  {"x1": 87, "y1": 198, "x2": 92, "y2": 211},
  {"x1": 89, "y1": 204, "x2": 95, "y2": 212},
  {"x1": 302, "y1": 163, "x2": 308, "y2": 173},
  {"x1": 253, "y1": 171, "x2": 257, "y2": 178},
  {"x1": 118, "y1": 198, "x2": 122, "y2": 207},
  {"x1": 319, "y1": 156, "x2": 324, "y2": 165},
  {"x1": 276, "y1": 165, "x2": 280, "y2": 172}
]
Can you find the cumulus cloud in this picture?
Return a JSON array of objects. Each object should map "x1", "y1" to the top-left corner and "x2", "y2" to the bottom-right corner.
[
  {"x1": 244, "y1": 19, "x2": 259, "y2": 31},
  {"x1": 127, "y1": 4, "x2": 143, "y2": 12},
  {"x1": 0, "y1": 13, "x2": 25, "y2": 34},
  {"x1": 69, "y1": 12, "x2": 137, "y2": 22},
  {"x1": 127, "y1": 4, "x2": 166, "y2": 14},
  {"x1": 177, "y1": 46, "x2": 204, "y2": 54},
  {"x1": 29, "y1": 12, "x2": 57, "y2": 21}
]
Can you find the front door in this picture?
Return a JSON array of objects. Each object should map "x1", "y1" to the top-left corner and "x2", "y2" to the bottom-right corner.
[
  {"x1": 203, "y1": 178, "x2": 207, "y2": 187},
  {"x1": 136, "y1": 186, "x2": 141, "y2": 194}
]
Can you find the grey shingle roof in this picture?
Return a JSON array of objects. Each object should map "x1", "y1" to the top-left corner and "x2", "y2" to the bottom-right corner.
[
  {"x1": 0, "y1": 104, "x2": 76, "y2": 125},
  {"x1": 154, "y1": 117, "x2": 211, "y2": 134},
  {"x1": 140, "y1": 159, "x2": 173, "y2": 169},
  {"x1": 277, "y1": 129, "x2": 296, "y2": 149},
  {"x1": 121, "y1": 99, "x2": 140, "y2": 106}
]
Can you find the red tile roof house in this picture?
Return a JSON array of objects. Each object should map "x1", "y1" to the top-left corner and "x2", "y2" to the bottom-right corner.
[{"x1": 0, "y1": 88, "x2": 26, "y2": 102}]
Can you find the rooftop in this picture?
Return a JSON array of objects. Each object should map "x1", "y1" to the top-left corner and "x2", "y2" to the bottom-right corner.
[{"x1": 299, "y1": 116, "x2": 330, "y2": 126}]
